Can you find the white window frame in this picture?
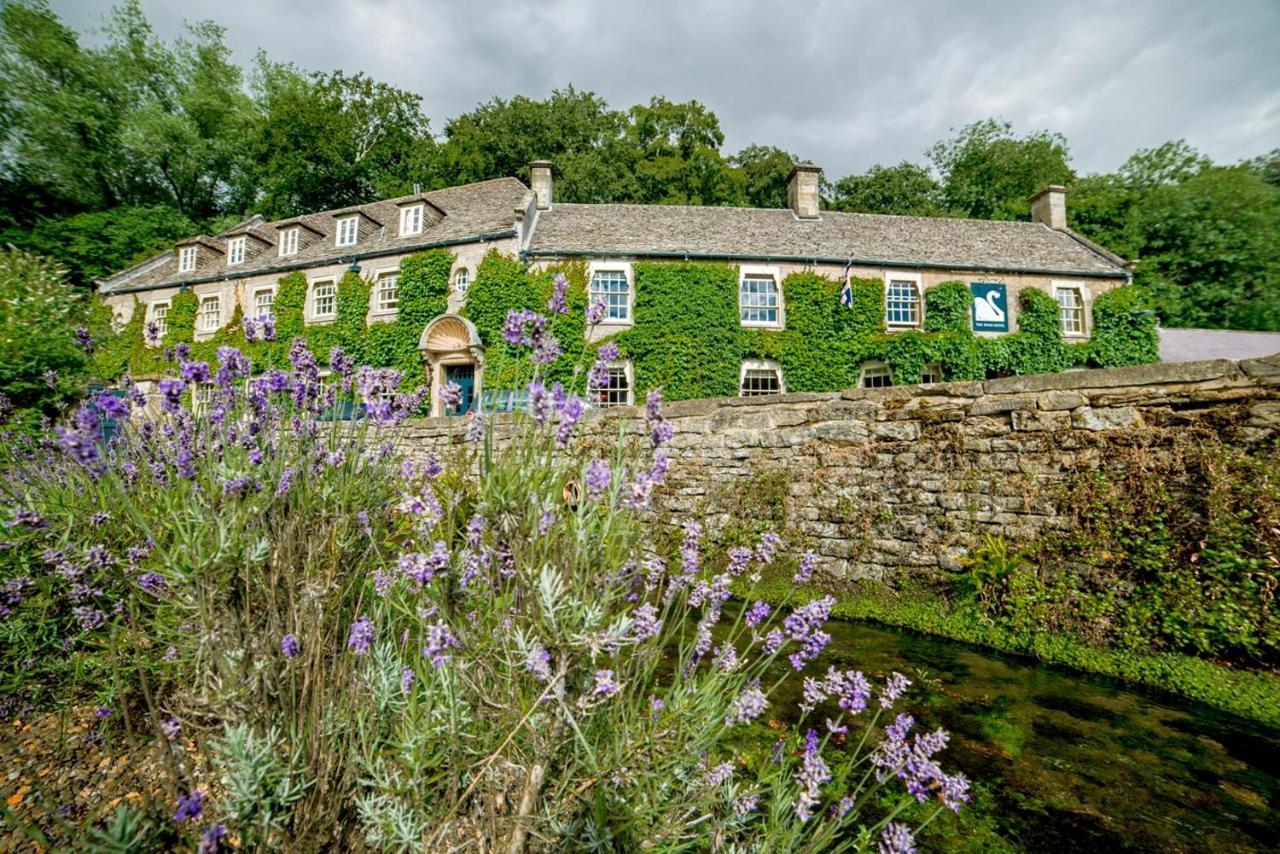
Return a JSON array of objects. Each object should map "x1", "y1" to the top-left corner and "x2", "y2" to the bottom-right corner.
[
  {"x1": 227, "y1": 236, "x2": 246, "y2": 266},
  {"x1": 587, "y1": 261, "x2": 634, "y2": 326},
  {"x1": 453, "y1": 266, "x2": 471, "y2": 296},
  {"x1": 252, "y1": 286, "x2": 276, "y2": 320},
  {"x1": 590, "y1": 360, "x2": 633, "y2": 408},
  {"x1": 920, "y1": 363, "x2": 943, "y2": 385},
  {"x1": 197, "y1": 294, "x2": 222, "y2": 334},
  {"x1": 1053, "y1": 281, "x2": 1089, "y2": 338},
  {"x1": 373, "y1": 268, "x2": 400, "y2": 315},
  {"x1": 336, "y1": 215, "x2": 359, "y2": 248},
  {"x1": 309, "y1": 278, "x2": 337, "y2": 322},
  {"x1": 148, "y1": 300, "x2": 170, "y2": 339},
  {"x1": 739, "y1": 358, "x2": 785, "y2": 397},
  {"x1": 860, "y1": 360, "x2": 893, "y2": 389},
  {"x1": 399, "y1": 203, "x2": 424, "y2": 236},
  {"x1": 884, "y1": 272, "x2": 923, "y2": 330},
  {"x1": 738, "y1": 265, "x2": 784, "y2": 329},
  {"x1": 178, "y1": 246, "x2": 197, "y2": 273},
  {"x1": 279, "y1": 227, "x2": 299, "y2": 257}
]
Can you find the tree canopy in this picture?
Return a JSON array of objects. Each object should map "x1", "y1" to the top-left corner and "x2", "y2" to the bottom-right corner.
[{"x1": 1, "y1": 0, "x2": 1277, "y2": 331}]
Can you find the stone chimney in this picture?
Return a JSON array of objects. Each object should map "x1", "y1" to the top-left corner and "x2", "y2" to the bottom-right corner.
[
  {"x1": 529, "y1": 160, "x2": 553, "y2": 210},
  {"x1": 787, "y1": 163, "x2": 822, "y2": 219},
  {"x1": 1030, "y1": 185, "x2": 1067, "y2": 230}
]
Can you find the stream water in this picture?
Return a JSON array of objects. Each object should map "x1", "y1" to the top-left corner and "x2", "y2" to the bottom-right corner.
[{"x1": 768, "y1": 618, "x2": 1279, "y2": 852}]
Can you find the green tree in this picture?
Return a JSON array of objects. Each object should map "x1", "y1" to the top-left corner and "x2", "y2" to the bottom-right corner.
[
  {"x1": 627, "y1": 97, "x2": 744, "y2": 206},
  {"x1": 251, "y1": 69, "x2": 432, "y2": 217},
  {"x1": 827, "y1": 161, "x2": 945, "y2": 216},
  {"x1": 929, "y1": 119, "x2": 1075, "y2": 220},
  {"x1": 731, "y1": 144, "x2": 798, "y2": 209}
]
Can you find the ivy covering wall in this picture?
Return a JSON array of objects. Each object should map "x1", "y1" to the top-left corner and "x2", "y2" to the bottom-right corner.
[{"x1": 122, "y1": 248, "x2": 1158, "y2": 404}]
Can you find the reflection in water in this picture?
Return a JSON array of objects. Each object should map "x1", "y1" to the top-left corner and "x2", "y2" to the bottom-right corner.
[{"x1": 765, "y1": 617, "x2": 1279, "y2": 852}]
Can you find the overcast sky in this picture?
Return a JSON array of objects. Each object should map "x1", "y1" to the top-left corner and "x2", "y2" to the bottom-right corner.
[{"x1": 52, "y1": 0, "x2": 1280, "y2": 178}]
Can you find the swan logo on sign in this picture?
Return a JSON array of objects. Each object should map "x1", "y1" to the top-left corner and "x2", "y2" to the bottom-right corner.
[{"x1": 970, "y1": 282, "x2": 1008, "y2": 332}]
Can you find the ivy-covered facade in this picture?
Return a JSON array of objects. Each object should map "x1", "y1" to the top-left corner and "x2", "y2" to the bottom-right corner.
[{"x1": 98, "y1": 163, "x2": 1155, "y2": 414}]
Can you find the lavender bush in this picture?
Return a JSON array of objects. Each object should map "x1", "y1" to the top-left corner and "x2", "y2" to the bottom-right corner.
[{"x1": 0, "y1": 296, "x2": 968, "y2": 851}]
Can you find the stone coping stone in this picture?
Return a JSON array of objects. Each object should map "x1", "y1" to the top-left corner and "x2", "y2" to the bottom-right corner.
[{"x1": 983, "y1": 359, "x2": 1238, "y2": 394}]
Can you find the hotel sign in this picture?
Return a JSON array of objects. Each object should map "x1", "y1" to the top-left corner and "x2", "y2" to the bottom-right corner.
[{"x1": 970, "y1": 282, "x2": 1009, "y2": 333}]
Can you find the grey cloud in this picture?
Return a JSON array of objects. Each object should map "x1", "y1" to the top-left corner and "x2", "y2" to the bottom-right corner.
[{"x1": 53, "y1": 0, "x2": 1280, "y2": 177}]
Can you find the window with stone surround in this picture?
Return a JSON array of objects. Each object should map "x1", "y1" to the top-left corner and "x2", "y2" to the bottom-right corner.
[
  {"x1": 178, "y1": 246, "x2": 197, "y2": 273},
  {"x1": 197, "y1": 295, "x2": 221, "y2": 333},
  {"x1": 400, "y1": 204, "x2": 424, "y2": 236},
  {"x1": 454, "y1": 267, "x2": 470, "y2": 296},
  {"x1": 740, "y1": 359, "x2": 784, "y2": 396},
  {"x1": 920, "y1": 363, "x2": 943, "y2": 384},
  {"x1": 149, "y1": 301, "x2": 169, "y2": 338},
  {"x1": 375, "y1": 271, "x2": 399, "y2": 313},
  {"x1": 311, "y1": 279, "x2": 336, "y2": 320},
  {"x1": 861, "y1": 360, "x2": 892, "y2": 388},
  {"x1": 885, "y1": 276, "x2": 922, "y2": 328},
  {"x1": 227, "y1": 236, "x2": 246, "y2": 266},
  {"x1": 1056, "y1": 285, "x2": 1085, "y2": 335},
  {"x1": 336, "y1": 215, "x2": 359, "y2": 247},
  {"x1": 591, "y1": 361, "x2": 632, "y2": 407},
  {"x1": 739, "y1": 273, "x2": 781, "y2": 326},
  {"x1": 589, "y1": 269, "x2": 631, "y2": 322},
  {"x1": 253, "y1": 287, "x2": 275, "y2": 320},
  {"x1": 279, "y1": 227, "x2": 299, "y2": 256}
]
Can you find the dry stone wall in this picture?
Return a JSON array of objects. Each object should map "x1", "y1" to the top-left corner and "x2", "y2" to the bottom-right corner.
[{"x1": 394, "y1": 355, "x2": 1280, "y2": 581}]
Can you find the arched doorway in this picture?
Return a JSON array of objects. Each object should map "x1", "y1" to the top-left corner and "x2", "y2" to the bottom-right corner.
[{"x1": 418, "y1": 314, "x2": 485, "y2": 417}]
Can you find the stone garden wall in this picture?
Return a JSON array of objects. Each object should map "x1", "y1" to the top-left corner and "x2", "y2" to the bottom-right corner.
[{"x1": 394, "y1": 355, "x2": 1280, "y2": 581}]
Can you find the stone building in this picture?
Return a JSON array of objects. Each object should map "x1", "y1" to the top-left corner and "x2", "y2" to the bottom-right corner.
[{"x1": 97, "y1": 162, "x2": 1130, "y2": 415}]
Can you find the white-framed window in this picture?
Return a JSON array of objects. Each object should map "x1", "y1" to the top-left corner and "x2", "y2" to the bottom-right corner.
[
  {"x1": 885, "y1": 274, "x2": 922, "y2": 328},
  {"x1": 739, "y1": 267, "x2": 782, "y2": 327},
  {"x1": 590, "y1": 361, "x2": 632, "y2": 408},
  {"x1": 178, "y1": 246, "x2": 198, "y2": 273},
  {"x1": 253, "y1": 287, "x2": 275, "y2": 320},
  {"x1": 920, "y1": 363, "x2": 943, "y2": 384},
  {"x1": 227, "y1": 236, "x2": 246, "y2": 265},
  {"x1": 279, "y1": 227, "x2": 299, "y2": 257},
  {"x1": 149, "y1": 301, "x2": 170, "y2": 338},
  {"x1": 740, "y1": 359, "x2": 784, "y2": 397},
  {"x1": 400, "y1": 204, "x2": 424, "y2": 236},
  {"x1": 375, "y1": 271, "x2": 399, "y2": 313},
  {"x1": 1055, "y1": 284, "x2": 1086, "y2": 336},
  {"x1": 860, "y1": 361, "x2": 893, "y2": 389},
  {"x1": 453, "y1": 267, "x2": 471, "y2": 296},
  {"x1": 589, "y1": 267, "x2": 631, "y2": 323},
  {"x1": 191, "y1": 381, "x2": 216, "y2": 416},
  {"x1": 311, "y1": 278, "x2": 337, "y2": 321},
  {"x1": 197, "y1": 295, "x2": 221, "y2": 333},
  {"x1": 336, "y1": 215, "x2": 359, "y2": 247}
]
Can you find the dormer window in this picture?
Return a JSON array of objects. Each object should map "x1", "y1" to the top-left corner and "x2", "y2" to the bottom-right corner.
[
  {"x1": 178, "y1": 246, "x2": 197, "y2": 273},
  {"x1": 336, "y1": 216, "x2": 358, "y2": 247},
  {"x1": 227, "y1": 236, "x2": 246, "y2": 266},
  {"x1": 400, "y1": 204, "x2": 424, "y2": 236},
  {"x1": 279, "y1": 227, "x2": 299, "y2": 257}
]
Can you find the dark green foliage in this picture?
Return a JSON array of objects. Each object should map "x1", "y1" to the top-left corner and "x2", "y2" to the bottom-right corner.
[
  {"x1": 828, "y1": 162, "x2": 945, "y2": 217},
  {"x1": 335, "y1": 271, "x2": 370, "y2": 363},
  {"x1": 1087, "y1": 287, "x2": 1160, "y2": 367},
  {"x1": 923, "y1": 281, "x2": 971, "y2": 333},
  {"x1": 462, "y1": 251, "x2": 543, "y2": 390},
  {"x1": 742, "y1": 273, "x2": 856, "y2": 392},
  {"x1": 273, "y1": 272, "x2": 307, "y2": 343},
  {"x1": 928, "y1": 119, "x2": 1075, "y2": 221},
  {"x1": 616, "y1": 263, "x2": 742, "y2": 400},
  {"x1": 162, "y1": 291, "x2": 197, "y2": 349}
]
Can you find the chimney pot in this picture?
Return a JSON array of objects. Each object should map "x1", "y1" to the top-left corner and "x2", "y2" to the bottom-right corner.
[
  {"x1": 529, "y1": 160, "x2": 553, "y2": 210},
  {"x1": 787, "y1": 163, "x2": 822, "y2": 219},
  {"x1": 1029, "y1": 185, "x2": 1068, "y2": 230}
]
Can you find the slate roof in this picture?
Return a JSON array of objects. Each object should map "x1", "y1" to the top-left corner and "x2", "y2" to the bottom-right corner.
[
  {"x1": 526, "y1": 204, "x2": 1128, "y2": 278},
  {"x1": 1158, "y1": 328, "x2": 1280, "y2": 363},
  {"x1": 99, "y1": 178, "x2": 529, "y2": 293}
]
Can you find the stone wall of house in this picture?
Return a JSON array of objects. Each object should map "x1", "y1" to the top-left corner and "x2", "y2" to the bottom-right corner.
[{"x1": 393, "y1": 355, "x2": 1280, "y2": 581}]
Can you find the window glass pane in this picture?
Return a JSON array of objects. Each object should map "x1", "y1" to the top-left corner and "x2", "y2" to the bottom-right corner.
[
  {"x1": 152, "y1": 303, "x2": 169, "y2": 336},
  {"x1": 198, "y1": 297, "x2": 220, "y2": 332},
  {"x1": 1057, "y1": 288, "x2": 1084, "y2": 333},
  {"x1": 589, "y1": 270, "x2": 630, "y2": 321},
  {"x1": 228, "y1": 238, "x2": 245, "y2": 265},
  {"x1": 280, "y1": 229, "x2": 298, "y2": 255},
  {"x1": 862, "y1": 363, "x2": 892, "y2": 388},
  {"x1": 920, "y1": 363, "x2": 942, "y2": 384},
  {"x1": 402, "y1": 205, "x2": 423, "y2": 234},
  {"x1": 254, "y1": 290, "x2": 275, "y2": 319},
  {"x1": 741, "y1": 368, "x2": 781, "y2": 396},
  {"x1": 739, "y1": 276, "x2": 779, "y2": 324},
  {"x1": 377, "y1": 274, "x2": 399, "y2": 311},
  {"x1": 591, "y1": 365, "x2": 630, "y2": 407},
  {"x1": 886, "y1": 280, "x2": 920, "y2": 326},
  {"x1": 313, "y1": 281, "x2": 336, "y2": 317},
  {"x1": 454, "y1": 268, "x2": 470, "y2": 295},
  {"x1": 337, "y1": 217, "x2": 358, "y2": 246}
]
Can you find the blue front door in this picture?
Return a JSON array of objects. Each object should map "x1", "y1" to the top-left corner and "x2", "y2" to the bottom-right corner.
[{"x1": 445, "y1": 364, "x2": 475, "y2": 416}]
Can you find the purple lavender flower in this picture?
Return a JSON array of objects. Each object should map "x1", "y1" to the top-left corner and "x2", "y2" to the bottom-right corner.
[
  {"x1": 259, "y1": 316, "x2": 276, "y2": 341},
  {"x1": 199, "y1": 824, "x2": 228, "y2": 854},
  {"x1": 547, "y1": 273, "x2": 570, "y2": 314},
  {"x1": 158, "y1": 378, "x2": 187, "y2": 413},
  {"x1": 422, "y1": 620, "x2": 458, "y2": 668},
  {"x1": 585, "y1": 459, "x2": 611, "y2": 499},
  {"x1": 794, "y1": 550, "x2": 818, "y2": 583},
  {"x1": 399, "y1": 542, "x2": 449, "y2": 585},
  {"x1": 348, "y1": 616, "x2": 374, "y2": 655},
  {"x1": 726, "y1": 680, "x2": 768, "y2": 725},
  {"x1": 161, "y1": 716, "x2": 181, "y2": 738},
  {"x1": 281, "y1": 634, "x2": 299, "y2": 658},
  {"x1": 881, "y1": 672, "x2": 911, "y2": 708},
  {"x1": 74, "y1": 326, "x2": 94, "y2": 353},
  {"x1": 437, "y1": 381, "x2": 462, "y2": 409},
  {"x1": 527, "y1": 380, "x2": 552, "y2": 426},
  {"x1": 593, "y1": 669, "x2": 620, "y2": 697},
  {"x1": 275, "y1": 468, "x2": 295, "y2": 498},
  {"x1": 144, "y1": 320, "x2": 162, "y2": 347},
  {"x1": 756, "y1": 532, "x2": 782, "y2": 565},
  {"x1": 174, "y1": 790, "x2": 203, "y2": 822},
  {"x1": 525, "y1": 643, "x2": 552, "y2": 682},
  {"x1": 242, "y1": 315, "x2": 260, "y2": 341},
  {"x1": 702, "y1": 761, "x2": 734, "y2": 787},
  {"x1": 585, "y1": 298, "x2": 607, "y2": 326},
  {"x1": 137, "y1": 572, "x2": 166, "y2": 594},
  {"x1": 94, "y1": 394, "x2": 130, "y2": 420},
  {"x1": 879, "y1": 822, "x2": 916, "y2": 854},
  {"x1": 401, "y1": 667, "x2": 416, "y2": 694},
  {"x1": 629, "y1": 603, "x2": 662, "y2": 640},
  {"x1": 555, "y1": 395, "x2": 583, "y2": 446},
  {"x1": 73, "y1": 606, "x2": 105, "y2": 631},
  {"x1": 794, "y1": 728, "x2": 831, "y2": 822},
  {"x1": 733, "y1": 793, "x2": 760, "y2": 817},
  {"x1": 465, "y1": 411, "x2": 485, "y2": 442},
  {"x1": 95, "y1": 706, "x2": 114, "y2": 719},
  {"x1": 745, "y1": 601, "x2": 771, "y2": 627}
]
